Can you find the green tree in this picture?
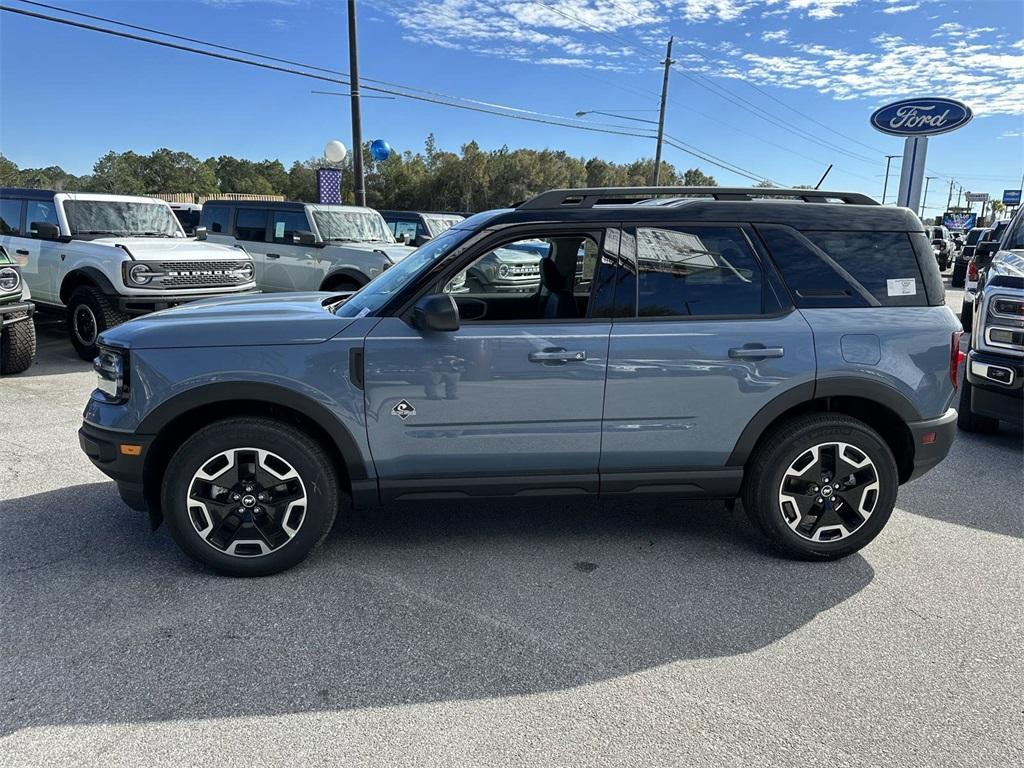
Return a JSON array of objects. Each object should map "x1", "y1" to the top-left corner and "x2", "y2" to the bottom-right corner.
[{"x1": 682, "y1": 168, "x2": 717, "y2": 186}]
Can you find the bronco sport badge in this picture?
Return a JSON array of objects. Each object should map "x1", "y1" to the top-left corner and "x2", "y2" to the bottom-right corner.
[{"x1": 391, "y1": 400, "x2": 416, "y2": 419}]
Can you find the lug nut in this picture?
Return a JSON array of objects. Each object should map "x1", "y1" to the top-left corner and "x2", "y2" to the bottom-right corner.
[
  {"x1": 258, "y1": 492, "x2": 267, "y2": 501},
  {"x1": 817, "y1": 497, "x2": 823, "y2": 503},
  {"x1": 232, "y1": 493, "x2": 241, "y2": 501}
]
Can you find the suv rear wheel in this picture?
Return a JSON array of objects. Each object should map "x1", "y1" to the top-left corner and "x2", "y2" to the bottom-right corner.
[
  {"x1": 742, "y1": 413, "x2": 898, "y2": 560},
  {"x1": 66, "y1": 285, "x2": 130, "y2": 360},
  {"x1": 162, "y1": 417, "x2": 340, "y2": 576}
]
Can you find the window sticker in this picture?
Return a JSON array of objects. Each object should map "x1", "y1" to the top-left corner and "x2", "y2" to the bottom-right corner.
[
  {"x1": 886, "y1": 278, "x2": 916, "y2": 296},
  {"x1": 275, "y1": 221, "x2": 286, "y2": 239}
]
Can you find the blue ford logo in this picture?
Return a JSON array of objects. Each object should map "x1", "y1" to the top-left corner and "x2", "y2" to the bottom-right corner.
[{"x1": 869, "y1": 97, "x2": 972, "y2": 137}]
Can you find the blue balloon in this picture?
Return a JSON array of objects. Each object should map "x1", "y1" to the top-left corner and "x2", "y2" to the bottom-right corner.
[{"x1": 370, "y1": 139, "x2": 392, "y2": 161}]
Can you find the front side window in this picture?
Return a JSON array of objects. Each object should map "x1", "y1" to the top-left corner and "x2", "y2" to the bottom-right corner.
[
  {"x1": 390, "y1": 220, "x2": 418, "y2": 241},
  {"x1": 25, "y1": 200, "x2": 59, "y2": 234},
  {"x1": 312, "y1": 208, "x2": 394, "y2": 243},
  {"x1": 1003, "y1": 212, "x2": 1024, "y2": 250},
  {"x1": 235, "y1": 209, "x2": 269, "y2": 242},
  {"x1": 0, "y1": 199, "x2": 22, "y2": 235},
  {"x1": 271, "y1": 210, "x2": 310, "y2": 243},
  {"x1": 63, "y1": 201, "x2": 182, "y2": 238},
  {"x1": 201, "y1": 205, "x2": 230, "y2": 234},
  {"x1": 634, "y1": 227, "x2": 762, "y2": 317}
]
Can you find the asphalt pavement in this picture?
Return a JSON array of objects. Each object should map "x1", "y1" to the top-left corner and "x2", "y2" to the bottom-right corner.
[{"x1": 1, "y1": 279, "x2": 1021, "y2": 768}]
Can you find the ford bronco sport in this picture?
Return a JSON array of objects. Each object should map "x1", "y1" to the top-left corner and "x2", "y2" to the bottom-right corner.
[
  {"x1": 79, "y1": 187, "x2": 960, "y2": 576},
  {"x1": 0, "y1": 244, "x2": 35, "y2": 375},
  {"x1": 0, "y1": 189, "x2": 258, "y2": 359}
]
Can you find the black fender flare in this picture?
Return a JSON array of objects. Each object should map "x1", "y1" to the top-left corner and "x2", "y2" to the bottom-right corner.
[
  {"x1": 319, "y1": 268, "x2": 369, "y2": 291},
  {"x1": 137, "y1": 381, "x2": 369, "y2": 482},
  {"x1": 727, "y1": 377, "x2": 921, "y2": 466},
  {"x1": 60, "y1": 267, "x2": 118, "y2": 304}
]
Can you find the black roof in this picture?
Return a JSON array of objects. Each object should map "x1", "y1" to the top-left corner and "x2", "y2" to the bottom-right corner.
[
  {"x1": 0, "y1": 187, "x2": 56, "y2": 201},
  {"x1": 203, "y1": 199, "x2": 306, "y2": 210},
  {"x1": 378, "y1": 210, "x2": 467, "y2": 218}
]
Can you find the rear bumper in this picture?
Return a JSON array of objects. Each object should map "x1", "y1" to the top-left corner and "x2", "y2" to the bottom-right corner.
[
  {"x1": 906, "y1": 408, "x2": 958, "y2": 482},
  {"x1": 966, "y1": 350, "x2": 1023, "y2": 426},
  {"x1": 0, "y1": 300, "x2": 34, "y2": 325},
  {"x1": 78, "y1": 422, "x2": 154, "y2": 511}
]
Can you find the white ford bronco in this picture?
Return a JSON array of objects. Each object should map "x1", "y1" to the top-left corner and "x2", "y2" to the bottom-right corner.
[{"x1": 0, "y1": 189, "x2": 258, "y2": 359}]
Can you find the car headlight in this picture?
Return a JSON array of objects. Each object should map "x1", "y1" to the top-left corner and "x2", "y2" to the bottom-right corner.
[
  {"x1": 0, "y1": 266, "x2": 21, "y2": 293},
  {"x1": 234, "y1": 262, "x2": 254, "y2": 282},
  {"x1": 498, "y1": 264, "x2": 510, "y2": 278},
  {"x1": 94, "y1": 346, "x2": 129, "y2": 402},
  {"x1": 125, "y1": 263, "x2": 157, "y2": 286}
]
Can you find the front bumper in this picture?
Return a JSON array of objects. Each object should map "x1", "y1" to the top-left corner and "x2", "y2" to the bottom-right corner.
[
  {"x1": 117, "y1": 288, "x2": 260, "y2": 315},
  {"x1": 78, "y1": 422, "x2": 155, "y2": 512},
  {"x1": 0, "y1": 300, "x2": 34, "y2": 326},
  {"x1": 965, "y1": 350, "x2": 1023, "y2": 426},
  {"x1": 906, "y1": 408, "x2": 958, "y2": 482}
]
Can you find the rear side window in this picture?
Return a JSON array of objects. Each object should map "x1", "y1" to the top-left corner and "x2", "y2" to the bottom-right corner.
[
  {"x1": 0, "y1": 199, "x2": 22, "y2": 235},
  {"x1": 634, "y1": 227, "x2": 762, "y2": 317},
  {"x1": 235, "y1": 209, "x2": 268, "y2": 242},
  {"x1": 806, "y1": 232, "x2": 926, "y2": 307},
  {"x1": 201, "y1": 205, "x2": 230, "y2": 234}
]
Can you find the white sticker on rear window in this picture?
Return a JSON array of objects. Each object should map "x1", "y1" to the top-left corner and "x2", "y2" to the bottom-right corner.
[
  {"x1": 886, "y1": 278, "x2": 916, "y2": 297},
  {"x1": 275, "y1": 222, "x2": 286, "y2": 238}
]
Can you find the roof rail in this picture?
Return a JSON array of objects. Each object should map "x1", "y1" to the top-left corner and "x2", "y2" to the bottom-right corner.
[{"x1": 517, "y1": 186, "x2": 879, "y2": 210}]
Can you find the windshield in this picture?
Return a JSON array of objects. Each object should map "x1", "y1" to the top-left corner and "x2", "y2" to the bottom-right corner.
[
  {"x1": 63, "y1": 201, "x2": 183, "y2": 237},
  {"x1": 966, "y1": 228, "x2": 985, "y2": 245},
  {"x1": 333, "y1": 228, "x2": 468, "y2": 317},
  {"x1": 312, "y1": 208, "x2": 394, "y2": 243},
  {"x1": 422, "y1": 214, "x2": 464, "y2": 238},
  {"x1": 1004, "y1": 214, "x2": 1024, "y2": 250}
]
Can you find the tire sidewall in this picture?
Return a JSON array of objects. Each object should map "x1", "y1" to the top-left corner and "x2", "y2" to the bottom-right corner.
[
  {"x1": 66, "y1": 287, "x2": 104, "y2": 360},
  {"x1": 162, "y1": 420, "x2": 338, "y2": 576},
  {"x1": 754, "y1": 420, "x2": 899, "y2": 558}
]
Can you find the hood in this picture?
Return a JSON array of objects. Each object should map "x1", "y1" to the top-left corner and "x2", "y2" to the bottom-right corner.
[
  {"x1": 92, "y1": 237, "x2": 248, "y2": 261},
  {"x1": 991, "y1": 249, "x2": 1024, "y2": 279},
  {"x1": 490, "y1": 247, "x2": 544, "y2": 264},
  {"x1": 100, "y1": 292, "x2": 356, "y2": 350},
  {"x1": 324, "y1": 241, "x2": 416, "y2": 264}
]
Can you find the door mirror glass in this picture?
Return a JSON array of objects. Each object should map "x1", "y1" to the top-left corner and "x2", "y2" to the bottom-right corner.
[
  {"x1": 194, "y1": 226, "x2": 208, "y2": 241},
  {"x1": 413, "y1": 293, "x2": 459, "y2": 332},
  {"x1": 30, "y1": 221, "x2": 62, "y2": 240}
]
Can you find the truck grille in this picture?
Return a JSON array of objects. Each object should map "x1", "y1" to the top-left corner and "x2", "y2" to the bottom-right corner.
[{"x1": 157, "y1": 261, "x2": 253, "y2": 289}]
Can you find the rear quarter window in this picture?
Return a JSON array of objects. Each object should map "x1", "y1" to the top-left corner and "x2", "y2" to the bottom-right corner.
[{"x1": 805, "y1": 231, "x2": 927, "y2": 307}]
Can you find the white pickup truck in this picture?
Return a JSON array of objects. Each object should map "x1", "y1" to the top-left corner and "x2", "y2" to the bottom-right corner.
[{"x1": 0, "y1": 189, "x2": 258, "y2": 359}]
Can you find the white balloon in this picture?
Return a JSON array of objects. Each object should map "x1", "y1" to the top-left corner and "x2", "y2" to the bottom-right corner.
[{"x1": 324, "y1": 140, "x2": 348, "y2": 163}]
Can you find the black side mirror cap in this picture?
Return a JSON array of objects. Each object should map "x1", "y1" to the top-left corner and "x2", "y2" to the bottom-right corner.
[
  {"x1": 292, "y1": 229, "x2": 319, "y2": 246},
  {"x1": 194, "y1": 226, "x2": 208, "y2": 241},
  {"x1": 976, "y1": 240, "x2": 999, "y2": 257},
  {"x1": 30, "y1": 221, "x2": 66, "y2": 241},
  {"x1": 414, "y1": 234, "x2": 431, "y2": 247},
  {"x1": 413, "y1": 293, "x2": 459, "y2": 332}
]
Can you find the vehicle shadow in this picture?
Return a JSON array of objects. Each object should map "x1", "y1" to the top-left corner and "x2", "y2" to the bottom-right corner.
[
  {"x1": 1, "y1": 481, "x2": 874, "y2": 735},
  {"x1": 5, "y1": 314, "x2": 91, "y2": 379}
]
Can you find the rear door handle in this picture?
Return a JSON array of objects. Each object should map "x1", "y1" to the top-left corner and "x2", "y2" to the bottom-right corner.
[
  {"x1": 267, "y1": 253, "x2": 281, "y2": 259},
  {"x1": 529, "y1": 348, "x2": 587, "y2": 363},
  {"x1": 15, "y1": 249, "x2": 29, "y2": 256},
  {"x1": 729, "y1": 346, "x2": 785, "y2": 359}
]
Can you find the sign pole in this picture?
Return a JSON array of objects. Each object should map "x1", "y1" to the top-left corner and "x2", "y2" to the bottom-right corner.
[{"x1": 896, "y1": 136, "x2": 928, "y2": 212}]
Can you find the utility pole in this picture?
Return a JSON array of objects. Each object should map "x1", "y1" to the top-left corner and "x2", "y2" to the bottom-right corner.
[
  {"x1": 881, "y1": 154, "x2": 900, "y2": 204},
  {"x1": 652, "y1": 37, "x2": 673, "y2": 186},
  {"x1": 946, "y1": 178, "x2": 955, "y2": 211},
  {"x1": 956, "y1": 186, "x2": 962, "y2": 209},
  {"x1": 920, "y1": 175, "x2": 936, "y2": 218},
  {"x1": 347, "y1": 0, "x2": 366, "y2": 206}
]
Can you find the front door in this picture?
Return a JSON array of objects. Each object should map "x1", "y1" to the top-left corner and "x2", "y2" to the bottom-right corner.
[
  {"x1": 362, "y1": 228, "x2": 615, "y2": 502},
  {"x1": 601, "y1": 224, "x2": 816, "y2": 485},
  {"x1": 268, "y1": 209, "x2": 323, "y2": 291}
]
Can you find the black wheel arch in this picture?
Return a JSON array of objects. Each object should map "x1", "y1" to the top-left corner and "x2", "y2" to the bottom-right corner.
[
  {"x1": 60, "y1": 267, "x2": 119, "y2": 305},
  {"x1": 137, "y1": 382, "x2": 371, "y2": 524},
  {"x1": 319, "y1": 269, "x2": 368, "y2": 292},
  {"x1": 729, "y1": 377, "x2": 920, "y2": 483}
]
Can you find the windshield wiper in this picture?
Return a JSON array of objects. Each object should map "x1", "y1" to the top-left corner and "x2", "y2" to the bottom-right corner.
[
  {"x1": 75, "y1": 230, "x2": 124, "y2": 235},
  {"x1": 132, "y1": 232, "x2": 175, "y2": 237}
]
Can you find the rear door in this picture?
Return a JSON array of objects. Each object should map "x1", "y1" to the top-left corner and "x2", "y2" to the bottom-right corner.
[
  {"x1": 233, "y1": 208, "x2": 274, "y2": 289},
  {"x1": 601, "y1": 223, "x2": 816, "y2": 486}
]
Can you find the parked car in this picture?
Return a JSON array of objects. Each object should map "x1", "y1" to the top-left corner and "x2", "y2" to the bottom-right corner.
[
  {"x1": 925, "y1": 225, "x2": 954, "y2": 270},
  {"x1": 0, "y1": 189, "x2": 258, "y2": 359},
  {"x1": 80, "y1": 186, "x2": 960, "y2": 576},
  {"x1": 379, "y1": 210, "x2": 465, "y2": 246},
  {"x1": 0, "y1": 244, "x2": 35, "y2": 374},
  {"x1": 951, "y1": 226, "x2": 988, "y2": 288},
  {"x1": 169, "y1": 202, "x2": 202, "y2": 235},
  {"x1": 958, "y1": 209, "x2": 1024, "y2": 433},
  {"x1": 202, "y1": 200, "x2": 415, "y2": 293},
  {"x1": 961, "y1": 220, "x2": 1012, "y2": 331}
]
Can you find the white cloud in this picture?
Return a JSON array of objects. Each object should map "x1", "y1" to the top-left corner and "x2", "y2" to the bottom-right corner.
[
  {"x1": 762, "y1": 29, "x2": 790, "y2": 42},
  {"x1": 998, "y1": 129, "x2": 1022, "y2": 139},
  {"x1": 882, "y1": 3, "x2": 919, "y2": 13}
]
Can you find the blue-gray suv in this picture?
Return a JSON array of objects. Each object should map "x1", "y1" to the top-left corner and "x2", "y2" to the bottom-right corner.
[{"x1": 79, "y1": 187, "x2": 961, "y2": 576}]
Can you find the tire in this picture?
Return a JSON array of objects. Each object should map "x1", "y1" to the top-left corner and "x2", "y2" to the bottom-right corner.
[
  {"x1": 321, "y1": 277, "x2": 362, "y2": 294},
  {"x1": 742, "y1": 413, "x2": 898, "y2": 560},
  {"x1": 957, "y1": 376, "x2": 999, "y2": 434},
  {"x1": 960, "y1": 300, "x2": 973, "y2": 333},
  {"x1": 951, "y1": 261, "x2": 967, "y2": 288},
  {"x1": 161, "y1": 417, "x2": 340, "y2": 576},
  {"x1": 66, "y1": 285, "x2": 130, "y2": 360},
  {"x1": 0, "y1": 312, "x2": 36, "y2": 375}
]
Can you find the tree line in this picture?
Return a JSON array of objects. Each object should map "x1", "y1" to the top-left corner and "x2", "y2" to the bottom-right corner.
[{"x1": 0, "y1": 135, "x2": 720, "y2": 212}]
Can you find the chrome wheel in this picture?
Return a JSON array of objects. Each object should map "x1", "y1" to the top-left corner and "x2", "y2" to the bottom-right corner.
[
  {"x1": 72, "y1": 304, "x2": 98, "y2": 346},
  {"x1": 777, "y1": 441, "x2": 880, "y2": 543},
  {"x1": 186, "y1": 447, "x2": 307, "y2": 558}
]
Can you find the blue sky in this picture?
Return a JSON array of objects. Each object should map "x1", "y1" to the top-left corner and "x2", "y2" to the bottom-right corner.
[{"x1": 1, "y1": 0, "x2": 1021, "y2": 216}]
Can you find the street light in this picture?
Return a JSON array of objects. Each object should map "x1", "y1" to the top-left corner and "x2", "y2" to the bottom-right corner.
[{"x1": 574, "y1": 110, "x2": 658, "y2": 125}]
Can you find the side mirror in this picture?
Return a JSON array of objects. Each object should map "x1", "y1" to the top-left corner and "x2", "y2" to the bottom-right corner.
[
  {"x1": 30, "y1": 221, "x2": 64, "y2": 241},
  {"x1": 194, "y1": 226, "x2": 208, "y2": 241},
  {"x1": 414, "y1": 233, "x2": 431, "y2": 247},
  {"x1": 976, "y1": 240, "x2": 999, "y2": 257},
  {"x1": 293, "y1": 229, "x2": 318, "y2": 246},
  {"x1": 413, "y1": 293, "x2": 459, "y2": 332}
]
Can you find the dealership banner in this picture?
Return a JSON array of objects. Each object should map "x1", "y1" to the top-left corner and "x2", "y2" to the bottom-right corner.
[
  {"x1": 943, "y1": 212, "x2": 977, "y2": 231},
  {"x1": 1004, "y1": 189, "x2": 1022, "y2": 206}
]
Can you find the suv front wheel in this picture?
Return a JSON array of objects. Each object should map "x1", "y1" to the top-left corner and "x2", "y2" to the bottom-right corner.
[
  {"x1": 743, "y1": 414, "x2": 898, "y2": 560},
  {"x1": 162, "y1": 417, "x2": 340, "y2": 576},
  {"x1": 66, "y1": 285, "x2": 130, "y2": 360}
]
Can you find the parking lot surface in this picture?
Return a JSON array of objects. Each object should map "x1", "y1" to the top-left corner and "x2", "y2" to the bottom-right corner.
[{"x1": 1, "y1": 281, "x2": 1021, "y2": 768}]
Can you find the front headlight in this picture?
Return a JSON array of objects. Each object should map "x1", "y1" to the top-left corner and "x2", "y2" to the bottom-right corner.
[
  {"x1": 0, "y1": 266, "x2": 21, "y2": 293},
  {"x1": 125, "y1": 263, "x2": 157, "y2": 286},
  {"x1": 234, "y1": 262, "x2": 255, "y2": 282},
  {"x1": 94, "y1": 347, "x2": 129, "y2": 402}
]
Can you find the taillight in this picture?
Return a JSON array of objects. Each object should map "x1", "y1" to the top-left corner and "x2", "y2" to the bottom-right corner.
[
  {"x1": 950, "y1": 331, "x2": 966, "y2": 389},
  {"x1": 967, "y1": 259, "x2": 978, "y2": 280}
]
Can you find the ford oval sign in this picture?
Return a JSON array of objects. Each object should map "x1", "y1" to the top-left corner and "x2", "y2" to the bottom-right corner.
[{"x1": 870, "y1": 97, "x2": 972, "y2": 137}]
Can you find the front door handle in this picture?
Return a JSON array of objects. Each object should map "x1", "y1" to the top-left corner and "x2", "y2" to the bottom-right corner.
[
  {"x1": 529, "y1": 348, "x2": 587, "y2": 363},
  {"x1": 267, "y1": 253, "x2": 281, "y2": 259},
  {"x1": 15, "y1": 249, "x2": 29, "y2": 256},
  {"x1": 729, "y1": 346, "x2": 785, "y2": 359}
]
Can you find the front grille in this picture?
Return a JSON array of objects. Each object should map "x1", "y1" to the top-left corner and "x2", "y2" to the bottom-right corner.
[{"x1": 156, "y1": 260, "x2": 252, "y2": 289}]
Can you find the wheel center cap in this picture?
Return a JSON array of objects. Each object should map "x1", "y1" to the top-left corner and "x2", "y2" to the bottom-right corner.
[
  {"x1": 241, "y1": 494, "x2": 257, "y2": 508},
  {"x1": 821, "y1": 486, "x2": 834, "y2": 497}
]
